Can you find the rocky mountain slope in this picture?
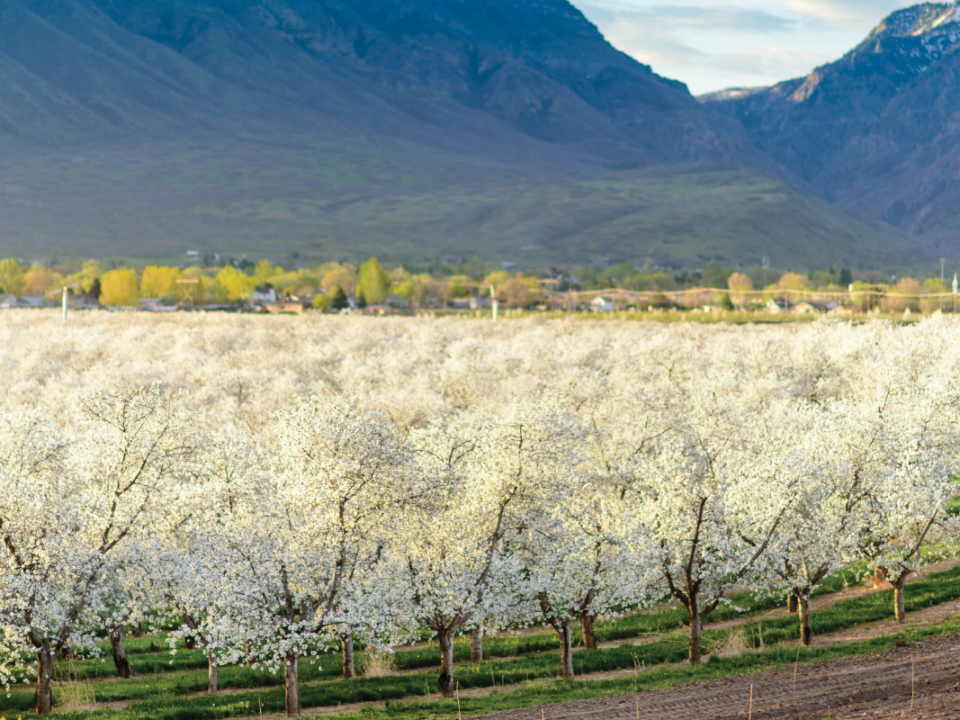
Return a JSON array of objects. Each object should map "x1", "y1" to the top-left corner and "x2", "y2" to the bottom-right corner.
[
  {"x1": 703, "y1": 2, "x2": 960, "y2": 254},
  {"x1": 0, "y1": 0, "x2": 918, "y2": 267}
]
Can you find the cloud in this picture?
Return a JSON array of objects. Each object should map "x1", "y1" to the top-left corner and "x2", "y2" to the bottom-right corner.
[
  {"x1": 709, "y1": 46, "x2": 833, "y2": 77},
  {"x1": 616, "y1": 5, "x2": 797, "y2": 32},
  {"x1": 573, "y1": 0, "x2": 920, "y2": 92},
  {"x1": 768, "y1": 0, "x2": 904, "y2": 26}
]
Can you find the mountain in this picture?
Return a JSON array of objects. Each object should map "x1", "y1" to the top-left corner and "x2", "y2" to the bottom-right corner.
[
  {"x1": 0, "y1": 0, "x2": 918, "y2": 268},
  {"x1": 703, "y1": 2, "x2": 960, "y2": 255}
]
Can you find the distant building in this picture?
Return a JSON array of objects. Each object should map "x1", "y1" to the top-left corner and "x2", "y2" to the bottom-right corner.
[
  {"x1": 140, "y1": 298, "x2": 178, "y2": 312},
  {"x1": 591, "y1": 297, "x2": 615, "y2": 312},
  {"x1": 0, "y1": 294, "x2": 17, "y2": 309},
  {"x1": 252, "y1": 286, "x2": 278, "y2": 303},
  {"x1": 794, "y1": 300, "x2": 839, "y2": 314},
  {"x1": 19, "y1": 295, "x2": 53, "y2": 309},
  {"x1": 765, "y1": 298, "x2": 788, "y2": 313}
]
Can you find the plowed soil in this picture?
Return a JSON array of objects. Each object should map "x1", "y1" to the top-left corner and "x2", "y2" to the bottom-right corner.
[{"x1": 468, "y1": 634, "x2": 960, "y2": 720}]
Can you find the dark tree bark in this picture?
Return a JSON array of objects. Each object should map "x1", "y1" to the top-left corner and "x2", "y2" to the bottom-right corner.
[
  {"x1": 798, "y1": 592, "x2": 812, "y2": 646},
  {"x1": 110, "y1": 627, "x2": 133, "y2": 679},
  {"x1": 579, "y1": 612, "x2": 597, "y2": 650},
  {"x1": 284, "y1": 651, "x2": 300, "y2": 717},
  {"x1": 558, "y1": 620, "x2": 575, "y2": 680},
  {"x1": 438, "y1": 629, "x2": 456, "y2": 699},
  {"x1": 340, "y1": 633, "x2": 356, "y2": 679},
  {"x1": 207, "y1": 650, "x2": 219, "y2": 693},
  {"x1": 687, "y1": 600, "x2": 703, "y2": 664},
  {"x1": 893, "y1": 574, "x2": 909, "y2": 625},
  {"x1": 470, "y1": 625, "x2": 484, "y2": 663},
  {"x1": 787, "y1": 592, "x2": 799, "y2": 614},
  {"x1": 34, "y1": 646, "x2": 54, "y2": 714}
]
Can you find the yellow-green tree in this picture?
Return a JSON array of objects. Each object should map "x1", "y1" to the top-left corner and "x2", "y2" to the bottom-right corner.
[
  {"x1": 253, "y1": 260, "x2": 278, "y2": 286},
  {"x1": 776, "y1": 272, "x2": 813, "y2": 304},
  {"x1": 727, "y1": 272, "x2": 754, "y2": 311},
  {"x1": 63, "y1": 260, "x2": 103, "y2": 295},
  {"x1": 320, "y1": 263, "x2": 359, "y2": 296},
  {"x1": 884, "y1": 277, "x2": 923, "y2": 313},
  {"x1": 359, "y1": 257, "x2": 390, "y2": 305},
  {"x1": 0, "y1": 259, "x2": 24, "y2": 296},
  {"x1": 214, "y1": 266, "x2": 253, "y2": 303},
  {"x1": 499, "y1": 276, "x2": 541, "y2": 308},
  {"x1": 100, "y1": 269, "x2": 140, "y2": 307},
  {"x1": 175, "y1": 267, "x2": 213, "y2": 304},
  {"x1": 141, "y1": 266, "x2": 182, "y2": 299},
  {"x1": 482, "y1": 271, "x2": 511, "y2": 295},
  {"x1": 23, "y1": 264, "x2": 62, "y2": 296}
]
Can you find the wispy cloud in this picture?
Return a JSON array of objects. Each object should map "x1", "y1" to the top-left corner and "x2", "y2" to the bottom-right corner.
[{"x1": 611, "y1": 5, "x2": 797, "y2": 32}]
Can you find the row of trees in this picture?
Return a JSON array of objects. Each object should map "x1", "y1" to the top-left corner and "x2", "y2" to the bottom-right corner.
[
  {"x1": 0, "y1": 257, "x2": 549, "y2": 309},
  {"x1": 719, "y1": 272, "x2": 954, "y2": 312},
  {"x1": 3, "y1": 374, "x2": 957, "y2": 716}
]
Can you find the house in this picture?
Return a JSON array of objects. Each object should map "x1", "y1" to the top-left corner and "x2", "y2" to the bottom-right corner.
[
  {"x1": 591, "y1": 297, "x2": 615, "y2": 312},
  {"x1": 19, "y1": 295, "x2": 53, "y2": 309},
  {"x1": 829, "y1": 305, "x2": 860, "y2": 317},
  {"x1": 140, "y1": 298, "x2": 178, "y2": 312},
  {"x1": 793, "y1": 300, "x2": 837, "y2": 314},
  {"x1": 72, "y1": 294, "x2": 101, "y2": 310},
  {"x1": 386, "y1": 294, "x2": 411, "y2": 310},
  {"x1": 263, "y1": 301, "x2": 304, "y2": 314},
  {"x1": 0, "y1": 294, "x2": 17, "y2": 309},
  {"x1": 252, "y1": 286, "x2": 278, "y2": 303},
  {"x1": 765, "y1": 298, "x2": 788, "y2": 313}
]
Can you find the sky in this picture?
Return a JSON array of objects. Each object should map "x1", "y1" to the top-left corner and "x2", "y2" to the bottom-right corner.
[{"x1": 571, "y1": 0, "x2": 928, "y2": 94}]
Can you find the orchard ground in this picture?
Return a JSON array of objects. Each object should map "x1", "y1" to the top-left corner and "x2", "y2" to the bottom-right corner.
[{"x1": 4, "y1": 560, "x2": 960, "y2": 719}]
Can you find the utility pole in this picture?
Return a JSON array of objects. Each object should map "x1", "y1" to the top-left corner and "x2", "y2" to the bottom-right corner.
[
  {"x1": 47, "y1": 283, "x2": 79, "y2": 323},
  {"x1": 941, "y1": 259, "x2": 947, "y2": 311}
]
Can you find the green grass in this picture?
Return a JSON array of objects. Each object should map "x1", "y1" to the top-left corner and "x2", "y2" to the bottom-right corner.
[
  {"x1": 3, "y1": 565, "x2": 954, "y2": 719},
  {"x1": 16, "y1": 618, "x2": 960, "y2": 720}
]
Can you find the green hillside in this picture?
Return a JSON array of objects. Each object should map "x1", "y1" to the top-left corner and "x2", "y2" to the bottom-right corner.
[{"x1": 0, "y1": 138, "x2": 919, "y2": 270}]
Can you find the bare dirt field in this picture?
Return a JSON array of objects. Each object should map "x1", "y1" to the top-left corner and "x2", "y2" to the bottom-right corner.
[{"x1": 469, "y1": 634, "x2": 960, "y2": 720}]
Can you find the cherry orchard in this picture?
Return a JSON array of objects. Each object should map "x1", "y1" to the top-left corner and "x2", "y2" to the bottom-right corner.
[{"x1": 1, "y1": 315, "x2": 959, "y2": 716}]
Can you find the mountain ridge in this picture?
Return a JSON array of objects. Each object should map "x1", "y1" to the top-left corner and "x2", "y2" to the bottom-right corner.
[
  {"x1": 703, "y1": 1, "x2": 960, "y2": 254},
  {"x1": 0, "y1": 0, "x2": 922, "y2": 268}
]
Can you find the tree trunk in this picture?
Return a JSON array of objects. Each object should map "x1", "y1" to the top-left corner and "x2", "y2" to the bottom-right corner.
[
  {"x1": 558, "y1": 621, "x2": 575, "y2": 680},
  {"x1": 687, "y1": 599, "x2": 703, "y2": 664},
  {"x1": 34, "y1": 646, "x2": 54, "y2": 714},
  {"x1": 799, "y1": 591, "x2": 812, "y2": 647},
  {"x1": 61, "y1": 646, "x2": 75, "y2": 661},
  {"x1": 130, "y1": 621, "x2": 144, "y2": 638},
  {"x1": 787, "y1": 592, "x2": 799, "y2": 614},
  {"x1": 470, "y1": 625, "x2": 483, "y2": 663},
  {"x1": 579, "y1": 612, "x2": 597, "y2": 650},
  {"x1": 110, "y1": 627, "x2": 133, "y2": 679},
  {"x1": 340, "y1": 633, "x2": 356, "y2": 679},
  {"x1": 438, "y1": 629, "x2": 455, "y2": 699},
  {"x1": 183, "y1": 615, "x2": 199, "y2": 651},
  {"x1": 208, "y1": 651, "x2": 219, "y2": 693},
  {"x1": 284, "y1": 651, "x2": 300, "y2": 717},
  {"x1": 893, "y1": 574, "x2": 909, "y2": 625}
]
